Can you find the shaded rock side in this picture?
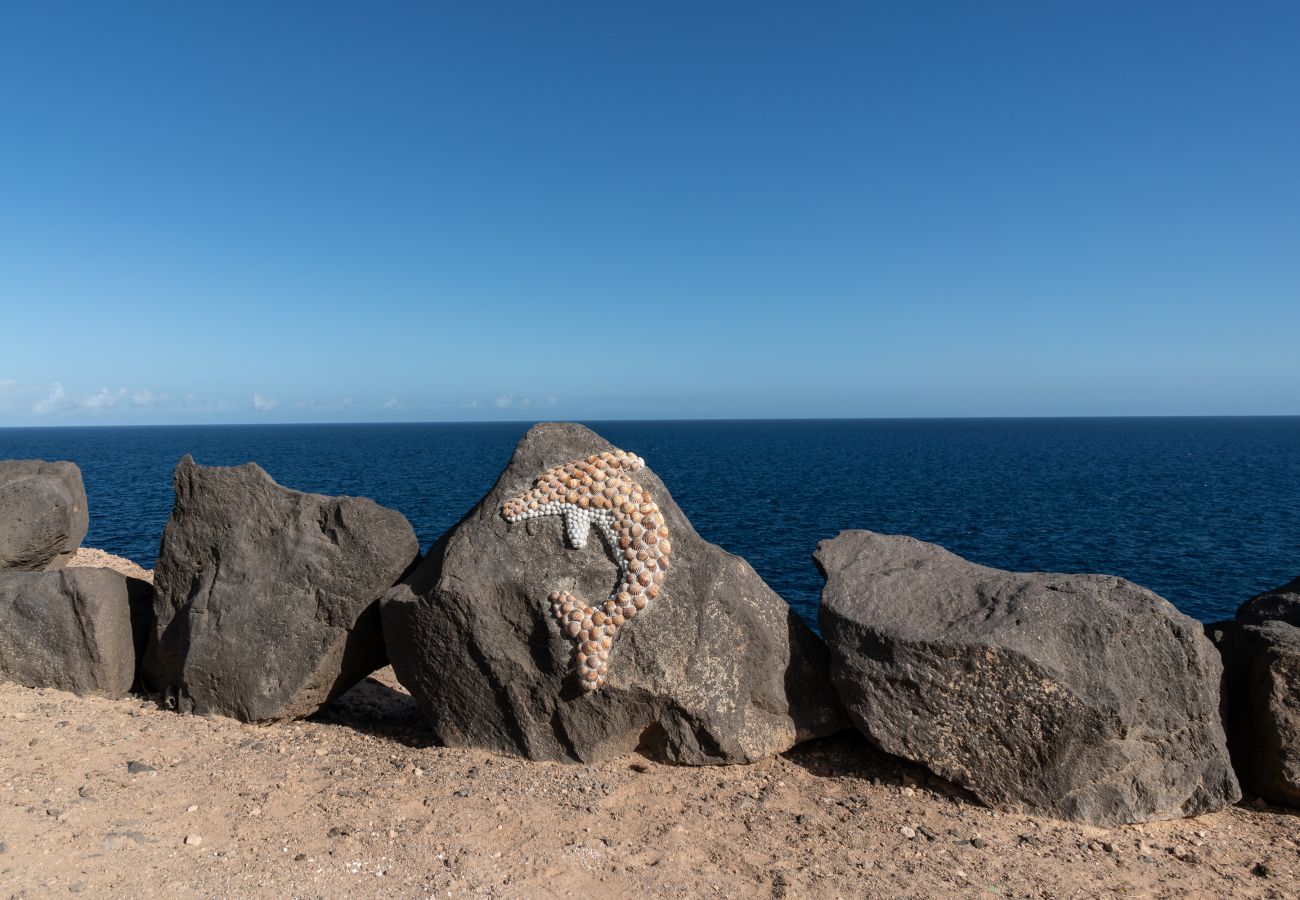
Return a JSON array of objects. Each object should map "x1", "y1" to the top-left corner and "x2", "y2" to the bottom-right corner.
[
  {"x1": 0, "y1": 567, "x2": 135, "y2": 697},
  {"x1": 816, "y1": 530, "x2": 1239, "y2": 826},
  {"x1": 1213, "y1": 576, "x2": 1300, "y2": 807},
  {"x1": 144, "y1": 455, "x2": 420, "y2": 722},
  {"x1": 0, "y1": 460, "x2": 89, "y2": 571},
  {"x1": 381, "y1": 422, "x2": 845, "y2": 765}
]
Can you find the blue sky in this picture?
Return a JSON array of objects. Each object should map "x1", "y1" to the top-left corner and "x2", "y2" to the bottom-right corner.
[{"x1": 1, "y1": 2, "x2": 1297, "y2": 425}]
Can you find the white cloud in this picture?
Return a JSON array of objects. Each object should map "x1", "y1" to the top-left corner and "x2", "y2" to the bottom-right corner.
[
  {"x1": 78, "y1": 387, "x2": 127, "y2": 409},
  {"x1": 252, "y1": 393, "x2": 280, "y2": 412},
  {"x1": 131, "y1": 389, "x2": 157, "y2": 407},
  {"x1": 33, "y1": 382, "x2": 66, "y2": 414},
  {"x1": 296, "y1": 397, "x2": 353, "y2": 412},
  {"x1": 382, "y1": 398, "x2": 399, "y2": 409},
  {"x1": 490, "y1": 394, "x2": 556, "y2": 412}
]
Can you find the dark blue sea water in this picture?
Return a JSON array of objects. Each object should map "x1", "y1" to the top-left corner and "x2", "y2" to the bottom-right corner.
[{"x1": 2, "y1": 418, "x2": 1297, "y2": 625}]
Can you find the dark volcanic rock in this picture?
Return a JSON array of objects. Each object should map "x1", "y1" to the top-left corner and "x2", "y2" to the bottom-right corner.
[
  {"x1": 381, "y1": 422, "x2": 845, "y2": 765},
  {"x1": 0, "y1": 568, "x2": 135, "y2": 697},
  {"x1": 816, "y1": 530, "x2": 1239, "y2": 826},
  {"x1": 0, "y1": 460, "x2": 89, "y2": 571},
  {"x1": 144, "y1": 455, "x2": 420, "y2": 722},
  {"x1": 1237, "y1": 576, "x2": 1300, "y2": 627},
  {"x1": 1214, "y1": 576, "x2": 1300, "y2": 807}
]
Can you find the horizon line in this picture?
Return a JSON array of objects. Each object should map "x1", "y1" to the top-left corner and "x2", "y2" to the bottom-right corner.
[{"x1": 3, "y1": 413, "x2": 1300, "y2": 431}]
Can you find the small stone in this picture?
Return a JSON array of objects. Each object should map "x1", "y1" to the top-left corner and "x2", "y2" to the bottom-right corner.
[
  {"x1": 69, "y1": 882, "x2": 86, "y2": 893},
  {"x1": 186, "y1": 804, "x2": 198, "y2": 813},
  {"x1": 1102, "y1": 842, "x2": 1115, "y2": 853},
  {"x1": 126, "y1": 761, "x2": 156, "y2": 775},
  {"x1": 453, "y1": 788, "x2": 470, "y2": 798},
  {"x1": 0, "y1": 841, "x2": 8, "y2": 854},
  {"x1": 900, "y1": 826, "x2": 916, "y2": 839},
  {"x1": 901, "y1": 787, "x2": 915, "y2": 797},
  {"x1": 1139, "y1": 854, "x2": 1156, "y2": 864},
  {"x1": 46, "y1": 807, "x2": 64, "y2": 817},
  {"x1": 78, "y1": 785, "x2": 92, "y2": 798},
  {"x1": 294, "y1": 853, "x2": 307, "y2": 861},
  {"x1": 916, "y1": 825, "x2": 938, "y2": 842},
  {"x1": 327, "y1": 826, "x2": 349, "y2": 838},
  {"x1": 970, "y1": 838, "x2": 988, "y2": 849},
  {"x1": 184, "y1": 833, "x2": 202, "y2": 846},
  {"x1": 1252, "y1": 862, "x2": 1272, "y2": 878}
]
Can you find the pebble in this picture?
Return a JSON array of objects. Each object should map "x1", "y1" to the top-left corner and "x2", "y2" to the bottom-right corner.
[
  {"x1": 0, "y1": 841, "x2": 7, "y2": 854},
  {"x1": 126, "y1": 761, "x2": 156, "y2": 775},
  {"x1": 900, "y1": 826, "x2": 916, "y2": 839},
  {"x1": 78, "y1": 785, "x2": 93, "y2": 798},
  {"x1": 916, "y1": 825, "x2": 938, "y2": 842},
  {"x1": 184, "y1": 833, "x2": 202, "y2": 846},
  {"x1": 1252, "y1": 862, "x2": 1272, "y2": 877},
  {"x1": 187, "y1": 804, "x2": 199, "y2": 813},
  {"x1": 454, "y1": 788, "x2": 470, "y2": 798},
  {"x1": 970, "y1": 838, "x2": 988, "y2": 849},
  {"x1": 1139, "y1": 854, "x2": 1156, "y2": 864}
]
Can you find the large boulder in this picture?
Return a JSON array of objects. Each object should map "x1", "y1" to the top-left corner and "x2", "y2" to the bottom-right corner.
[
  {"x1": 0, "y1": 568, "x2": 135, "y2": 697},
  {"x1": 816, "y1": 530, "x2": 1239, "y2": 826},
  {"x1": 1212, "y1": 577, "x2": 1300, "y2": 806},
  {"x1": 0, "y1": 460, "x2": 89, "y2": 571},
  {"x1": 144, "y1": 455, "x2": 420, "y2": 722},
  {"x1": 381, "y1": 422, "x2": 845, "y2": 765}
]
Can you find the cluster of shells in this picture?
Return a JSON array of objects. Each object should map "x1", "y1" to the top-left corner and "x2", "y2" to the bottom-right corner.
[{"x1": 500, "y1": 449, "x2": 671, "y2": 690}]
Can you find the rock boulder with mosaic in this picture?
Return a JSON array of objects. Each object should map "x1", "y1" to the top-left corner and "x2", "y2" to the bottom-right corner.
[{"x1": 381, "y1": 421, "x2": 846, "y2": 765}]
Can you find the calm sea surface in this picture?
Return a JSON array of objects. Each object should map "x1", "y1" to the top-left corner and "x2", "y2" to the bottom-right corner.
[{"x1": 1, "y1": 418, "x2": 1297, "y2": 625}]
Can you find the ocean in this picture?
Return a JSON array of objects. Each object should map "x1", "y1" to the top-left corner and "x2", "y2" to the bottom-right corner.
[{"x1": 2, "y1": 418, "x2": 1297, "y2": 625}]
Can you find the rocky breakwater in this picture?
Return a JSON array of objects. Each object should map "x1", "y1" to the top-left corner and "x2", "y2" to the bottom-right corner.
[
  {"x1": 816, "y1": 530, "x2": 1240, "y2": 826},
  {"x1": 381, "y1": 422, "x2": 846, "y2": 765},
  {"x1": 143, "y1": 455, "x2": 420, "y2": 722},
  {"x1": 0, "y1": 460, "x2": 139, "y2": 697},
  {"x1": 1207, "y1": 576, "x2": 1300, "y2": 807}
]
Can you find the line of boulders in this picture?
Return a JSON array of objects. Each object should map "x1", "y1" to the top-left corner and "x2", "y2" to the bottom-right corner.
[{"x1": 1, "y1": 422, "x2": 1295, "y2": 828}]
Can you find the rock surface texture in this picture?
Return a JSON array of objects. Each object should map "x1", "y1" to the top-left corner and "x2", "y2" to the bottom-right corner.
[
  {"x1": 0, "y1": 460, "x2": 89, "y2": 571},
  {"x1": 381, "y1": 422, "x2": 845, "y2": 765},
  {"x1": 1212, "y1": 576, "x2": 1300, "y2": 807},
  {"x1": 0, "y1": 567, "x2": 135, "y2": 697},
  {"x1": 144, "y1": 455, "x2": 419, "y2": 722},
  {"x1": 816, "y1": 530, "x2": 1239, "y2": 826}
]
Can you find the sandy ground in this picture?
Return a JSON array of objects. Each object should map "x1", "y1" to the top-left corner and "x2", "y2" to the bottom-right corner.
[{"x1": 3, "y1": 556, "x2": 1298, "y2": 898}]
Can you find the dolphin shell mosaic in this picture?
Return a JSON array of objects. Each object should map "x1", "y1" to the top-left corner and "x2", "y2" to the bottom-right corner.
[{"x1": 501, "y1": 448, "x2": 671, "y2": 690}]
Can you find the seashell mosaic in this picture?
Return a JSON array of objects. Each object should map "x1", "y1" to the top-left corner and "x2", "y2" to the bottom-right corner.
[{"x1": 501, "y1": 448, "x2": 671, "y2": 690}]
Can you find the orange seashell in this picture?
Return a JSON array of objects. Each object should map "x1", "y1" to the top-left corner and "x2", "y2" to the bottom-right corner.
[
  {"x1": 659, "y1": 525, "x2": 669, "y2": 537},
  {"x1": 633, "y1": 595, "x2": 647, "y2": 610},
  {"x1": 644, "y1": 531, "x2": 658, "y2": 546},
  {"x1": 637, "y1": 570, "x2": 652, "y2": 587},
  {"x1": 617, "y1": 591, "x2": 632, "y2": 606},
  {"x1": 645, "y1": 584, "x2": 659, "y2": 600},
  {"x1": 592, "y1": 611, "x2": 606, "y2": 626},
  {"x1": 652, "y1": 570, "x2": 665, "y2": 585},
  {"x1": 578, "y1": 495, "x2": 590, "y2": 509},
  {"x1": 611, "y1": 613, "x2": 625, "y2": 627},
  {"x1": 659, "y1": 539, "x2": 671, "y2": 555}
]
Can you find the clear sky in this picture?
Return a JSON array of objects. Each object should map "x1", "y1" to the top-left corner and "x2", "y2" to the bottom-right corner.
[{"x1": 1, "y1": 2, "x2": 1297, "y2": 425}]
